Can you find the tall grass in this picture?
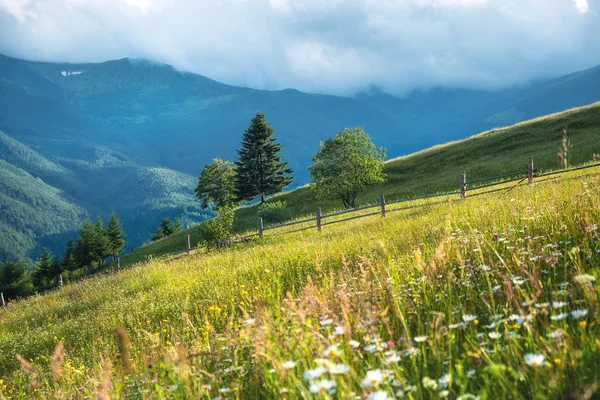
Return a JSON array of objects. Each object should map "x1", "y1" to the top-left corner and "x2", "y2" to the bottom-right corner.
[{"x1": 0, "y1": 168, "x2": 599, "y2": 399}]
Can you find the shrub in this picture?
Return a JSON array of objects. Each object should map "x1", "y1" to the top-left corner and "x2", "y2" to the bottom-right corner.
[
  {"x1": 258, "y1": 200, "x2": 290, "y2": 224},
  {"x1": 198, "y1": 208, "x2": 235, "y2": 250}
]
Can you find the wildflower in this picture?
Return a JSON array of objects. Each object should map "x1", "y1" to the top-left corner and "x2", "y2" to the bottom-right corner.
[
  {"x1": 466, "y1": 369, "x2": 476, "y2": 378},
  {"x1": 323, "y1": 345, "x2": 341, "y2": 358},
  {"x1": 547, "y1": 329, "x2": 564, "y2": 339},
  {"x1": 414, "y1": 335, "x2": 428, "y2": 343},
  {"x1": 219, "y1": 387, "x2": 232, "y2": 393},
  {"x1": 457, "y1": 395, "x2": 480, "y2": 400},
  {"x1": 282, "y1": 361, "x2": 297, "y2": 370},
  {"x1": 364, "y1": 344, "x2": 379, "y2": 353},
  {"x1": 439, "y1": 390, "x2": 450, "y2": 398},
  {"x1": 320, "y1": 318, "x2": 334, "y2": 326},
  {"x1": 367, "y1": 391, "x2": 393, "y2": 400},
  {"x1": 385, "y1": 353, "x2": 401, "y2": 364},
  {"x1": 438, "y1": 374, "x2": 451, "y2": 389},
  {"x1": 309, "y1": 379, "x2": 336, "y2": 394},
  {"x1": 245, "y1": 318, "x2": 256, "y2": 326},
  {"x1": 449, "y1": 322, "x2": 464, "y2": 329},
  {"x1": 329, "y1": 364, "x2": 350, "y2": 375},
  {"x1": 524, "y1": 353, "x2": 546, "y2": 367},
  {"x1": 488, "y1": 332, "x2": 502, "y2": 340},
  {"x1": 462, "y1": 314, "x2": 477, "y2": 323},
  {"x1": 552, "y1": 301, "x2": 568, "y2": 309},
  {"x1": 333, "y1": 326, "x2": 345, "y2": 336},
  {"x1": 574, "y1": 274, "x2": 596, "y2": 284},
  {"x1": 579, "y1": 320, "x2": 587, "y2": 328},
  {"x1": 361, "y1": 370, "x2": 384, "y2": 389},
  {"x1": 571, "y1": 309, "x2": 589, "y2": 319},
  {"x1": 303, "y1": 367, "x2": 327, "y2": 381},
  {"x1": 422, "y1": 376, "x2": 438, "y2": 390},
  {"x1": 349, "y1": 340, "x2": 360, "y2": 349},
  {"x1": 550, "y1": 313, "x2": 568, "y2": 321}
]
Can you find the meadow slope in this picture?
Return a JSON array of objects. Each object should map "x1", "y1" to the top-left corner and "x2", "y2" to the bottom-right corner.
[
  {"x1": 122, "y1": 102, "x2": 600, "y2": 265},
  {"x1": 0, "y1": 166, "x2": 599, "y2": 399}
]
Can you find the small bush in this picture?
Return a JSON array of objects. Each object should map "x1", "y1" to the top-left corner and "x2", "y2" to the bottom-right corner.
[
  {"x1": 258, "y1": 201, "x2": 290, "y2": 224},
  {"x1": 198, "y1": 208, "x2": 235, "y2": 250}
]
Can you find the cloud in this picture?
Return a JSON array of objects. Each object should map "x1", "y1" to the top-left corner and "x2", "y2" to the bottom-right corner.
[
  {"x1": 574, "y1": 0, "x2": 590, "y2": 13},
  {"x1": 0, "y1": 0, "x2": 598, "y2": 96}
]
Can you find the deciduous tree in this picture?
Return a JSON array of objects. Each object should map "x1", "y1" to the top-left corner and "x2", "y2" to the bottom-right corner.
[{"x1": 309, "y1": 127, "x2": 386, "y2": 209}]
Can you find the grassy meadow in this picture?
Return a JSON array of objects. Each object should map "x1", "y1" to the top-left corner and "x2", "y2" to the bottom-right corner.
[
  {"x1": 0, "y1": 165, "x2": 599, "y2": 399},
  {"x1": 121, "y1": 102, "x2": 600, "y2": 266}
]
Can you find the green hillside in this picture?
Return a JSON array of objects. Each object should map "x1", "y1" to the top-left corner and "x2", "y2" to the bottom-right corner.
[
  {"x1": 2, "y1": 53, "x2": 600, "y2": 259},
  {"x1": 122, "y1": 102, "x2": 600, "y2": 265},
  {"x1": 1, "y1": 161, "x2": 598, "y2": 399}
]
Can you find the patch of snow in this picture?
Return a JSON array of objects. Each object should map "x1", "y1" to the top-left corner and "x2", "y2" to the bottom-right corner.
[{"x1": 60, "y1": 70, "x2": 84, "y2": 77}]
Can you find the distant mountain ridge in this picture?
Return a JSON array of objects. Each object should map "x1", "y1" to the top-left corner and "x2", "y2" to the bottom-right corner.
[{"x1": 0, "y1": 53, "x2": 599, "y2": 260}]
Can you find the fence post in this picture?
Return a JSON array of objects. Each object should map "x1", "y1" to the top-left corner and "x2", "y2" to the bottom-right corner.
[
  {"x1": 316, "y1": 207, "x2": 322, "y2": 231},
  {"x1": 1, "y1": 292, "x2": 5, "y2": 307},
  {"x1": 528, "y1": 157, "x2": 534, "y2": 185},
  {"x1": 460, "y1": 172, "x2": 467, "y2": 199},
  {"x1": 379, "y1": 194, "x2": 386, "y2": 217},
  {"x1": 258, "y1": 217, "x2": 264, "y2": 238},
  {"x1": 186, "y1": 234, "x2": 191, "y2": 253},
  {"x1": 59, "y1": 274, "x2": 63, "y2": 287}
]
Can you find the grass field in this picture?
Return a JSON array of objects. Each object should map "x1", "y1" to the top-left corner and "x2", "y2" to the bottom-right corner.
[
  {"x1": 120, "y1": 102, "x2": 600, "y2": 266},
  {"x1": 0, "y1": 165, "x2": 598, "y2": 399}
]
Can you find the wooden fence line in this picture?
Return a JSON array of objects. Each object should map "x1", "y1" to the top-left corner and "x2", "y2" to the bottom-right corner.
[{"x1": 2, "y1": 158, "x2": 599, "y2": 307}]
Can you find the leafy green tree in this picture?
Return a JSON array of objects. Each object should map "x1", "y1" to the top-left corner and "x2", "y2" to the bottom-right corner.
[
  {"x1": 62, "y1": 240, "x2": 78, "y2": 279},
  {"x1": 309, "y1": 127, "x2": 386, "y2": 209},
  {"x1": 198, "y1": 207, "x2": 235, "y2": 250},
  {"x1": 0, "y1": 259, "x2": 32, "y2": 299},
  {"x1": 107, "y1": 212, "x2": 126, "y2": 262},
  {"x1": 75, "y1": 219, "x2": 96, "y2": 275},
  {"x1": 235, "y1": 112, "x2": 293, "y2": 203},
  {"x1": 93, "y1": 217, "x2": 111, "y2": 267},
  {"x1": 32, "y1": 248, "x2": 54, "y2": 291},
  {"x1": 195, "y1": 158, "x2": 238, "y2": 210}
]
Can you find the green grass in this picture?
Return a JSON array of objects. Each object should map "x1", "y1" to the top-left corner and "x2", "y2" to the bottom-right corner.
[
  {"x1": 123, "y1": 102, "x2": 600, "y2": 265},
  {"x1": 0, "y1": 166, "x2": 599, "y2": 399}
]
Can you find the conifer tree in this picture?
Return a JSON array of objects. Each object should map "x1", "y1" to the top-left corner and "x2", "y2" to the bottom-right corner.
[
  {"x1": 93, "y1": 217, "x2": 111, "y2": 267},
  {"x1": 75, "y1": 219, "x2": 96, "y2": 275},
  {"x1": 62, "y1": 240, "x2": 78, "y2": 279},
  {"x1": 107, "y1": 212, "x2": 126, "y2": 262},
  {"x1": 0, "y1": 259, "x2": 31, "y2": 299},
  {"x1": 32, "y1": 248, "x2": 53, "y2": 291},
  {"x1": 235, "y1": 112, "x2": 293, "y2": 203}
]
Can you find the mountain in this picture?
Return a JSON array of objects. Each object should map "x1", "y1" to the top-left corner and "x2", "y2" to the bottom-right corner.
[{"x1": 0, "y1": 53, "x2": 599, "y2": 260}]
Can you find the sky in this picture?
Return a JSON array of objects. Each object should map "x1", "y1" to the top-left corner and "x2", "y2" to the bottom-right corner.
[{"x1": 0, "y1": 0, "x2": 599, "y2": 96}]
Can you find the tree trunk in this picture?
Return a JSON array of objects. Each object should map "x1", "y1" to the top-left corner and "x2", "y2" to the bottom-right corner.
[{"x1": 260, "y1": 193, "x2": 265, "y2": 204}]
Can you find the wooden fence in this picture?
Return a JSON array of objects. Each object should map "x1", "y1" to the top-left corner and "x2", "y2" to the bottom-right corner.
[{"x1": 2, "y1": 158, "x2": 600, "y2": 306}]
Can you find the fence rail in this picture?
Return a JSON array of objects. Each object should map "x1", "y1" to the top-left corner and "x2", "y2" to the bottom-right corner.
[{"x1": 3, "y1": 158, "x2": 599, "y2": 307}]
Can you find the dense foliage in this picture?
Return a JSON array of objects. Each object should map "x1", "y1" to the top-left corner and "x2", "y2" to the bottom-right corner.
[
  {"x1": 310, "y1": 127, "x2": 386, "y2": 209},
  {"x1": 195, "y1": 158, "x2": 238, "y2": 210},
  {"x1": 235, "y1": 112, "x2": 293, "y2": 203}
]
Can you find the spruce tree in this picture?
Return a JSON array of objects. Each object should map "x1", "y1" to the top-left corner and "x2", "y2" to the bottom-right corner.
[
  {"x1": 62, "y1": 240, "x2": 78, "y2": 280},
  {"x1": 107, "y1": 212, "x2": 126, "y2": 262},
  {"x1": 32, "y1": 248, "x2": 53, "y2": 291},
  {"x1": 75, "y1": 219, "x2": 96, "y2": 275},
  {"x1": 235, "y1": 112, "x2": 293, "y2": 203},
  {"x1": 93, "y1": 217, "x2": 111, "y2": 267}
]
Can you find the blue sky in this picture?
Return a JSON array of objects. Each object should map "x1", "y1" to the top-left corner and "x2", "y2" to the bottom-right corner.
[{"x1": 0, "y1": 0, "x2": 598, "y2": 95}]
